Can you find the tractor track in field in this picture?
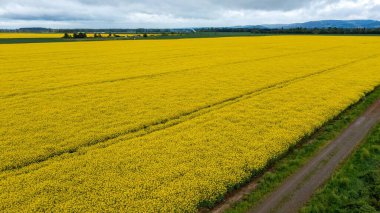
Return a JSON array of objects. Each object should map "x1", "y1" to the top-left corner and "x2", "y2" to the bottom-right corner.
[
  {"x1": 0, "y1": 48, "x2": 221, "y2": 75},
  {"x1": 0, "y1": 42, "x2": 310, "y2": 75},
  {"x1": 1, "y1": 53, "x2": 377, "y2": 174},
  {"x1": 1, "y1": 46, "x2": 342, "y2": 99},
  {"x1": 209, "y1": 95, "x2": 380, "y2": 213}
]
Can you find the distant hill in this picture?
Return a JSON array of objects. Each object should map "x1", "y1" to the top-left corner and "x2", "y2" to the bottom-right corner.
[
  {"x1": 228, "y1": 25, "x2": 267, "y2": 29},
  {"x1": 18, "y1": 27, "x2": 52, "y2": 32},
  {"x1": 261, "y1": 20, "x2": 380, "y2": 29},
  {"x1": 3, "y1": 20, "x2": 379, "y2": 33}
]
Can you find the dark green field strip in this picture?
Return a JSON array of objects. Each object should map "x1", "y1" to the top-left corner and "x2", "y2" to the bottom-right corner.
[
  {"x1": 0, "y1": 38, "x2": 72, "y2": 44},
  {"x1": 1, "y1": 34, "x2": 379, "y2": 44},
  {"x1": 2, "y1": 54, "x2": 376, "y2": 174},
  {"x1": 141, "y1": 32, "x2": 267, "y2": 40},
  {"x1": 0, "y1": 33, "x2": 267, "y2": 44},
  {"x1": 0, "y1": 38, "x2": 133, "y2": 44},
  {"x1": 0, "y1": 45, "x2": 343, "y2": 99}
]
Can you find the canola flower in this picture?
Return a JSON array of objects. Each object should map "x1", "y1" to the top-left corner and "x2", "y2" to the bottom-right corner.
[
  {"x1": 1, "y1": 36, "x2": 378, "y2": 171},
  {"x1": 1, "y1": 36, "x2": 380, "y2": 212}
]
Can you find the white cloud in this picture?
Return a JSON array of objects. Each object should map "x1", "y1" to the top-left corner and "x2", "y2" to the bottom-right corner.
[{"x1": 0, "y1": 0, "x2": 379, "y2": 28}]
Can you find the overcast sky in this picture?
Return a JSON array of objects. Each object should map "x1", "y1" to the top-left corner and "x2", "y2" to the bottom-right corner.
[{"x1": 0, "y1": 0, "x2": 379, "y2": 28}]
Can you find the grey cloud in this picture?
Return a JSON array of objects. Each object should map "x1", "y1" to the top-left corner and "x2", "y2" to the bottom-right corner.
[
  {"x1": 62, "y1": 0, "x2": 334, "y2": 12},
  {"x1": 0, "y1": 0, "x2": 379, "y2": 28}
]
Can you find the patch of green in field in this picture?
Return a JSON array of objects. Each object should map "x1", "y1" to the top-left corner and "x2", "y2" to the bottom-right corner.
[
  {"x1": 0, "y1": 38, "x2": 130, "y2": 44},
  {"x1": 2, "y1": 33, "x2": 378, "y2": 44},
  {"x1": 0, "y1": 32, "x2": 266, "y2": 44},
  {"x1": 224, "y1": 86, "x2": 380, "y2": 213},
  {"x1": 0, "y1": 38, "x2": 65, "y2": 44},
  {"x1": 302, "y1": 124, "x2": 380, "y2": 212}
]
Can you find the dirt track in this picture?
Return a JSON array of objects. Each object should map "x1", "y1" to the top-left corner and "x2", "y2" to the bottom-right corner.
[
  {"x1": 249, "y1": 99, "x2": 380, "y2": 213},
  {"x1": 210, "y1": 98, "x2": 380, "y2": 213}
]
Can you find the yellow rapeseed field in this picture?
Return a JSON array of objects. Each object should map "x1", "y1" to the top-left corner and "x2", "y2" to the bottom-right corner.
[{"x1": 1, "y1": 36, "x2": 380, "y2": 211}]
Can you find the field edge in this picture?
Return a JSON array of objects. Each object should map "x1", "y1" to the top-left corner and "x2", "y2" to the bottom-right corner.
[
  {"x1": 301, "y1": 122, "x2": 380, "y2": 212},
  {"x1": 200, "y1": 85, "x2": 380, "y2": 212}
]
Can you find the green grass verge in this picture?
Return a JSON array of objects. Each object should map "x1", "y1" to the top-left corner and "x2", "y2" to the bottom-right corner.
[
  {"x1": 224, "y1": 86, "x2": 380, "y2": 213},
  {"x1": 301, "y1": 124, "x2": 380, "y2": 212}
]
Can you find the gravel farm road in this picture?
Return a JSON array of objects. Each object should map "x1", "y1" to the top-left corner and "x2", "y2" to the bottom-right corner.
[
  {"x1": 210, "y1": 98, "x2": 380, "y2": 213},
  {"x1": 249, "y1": 99, "x2": 380, "y2": 213}
]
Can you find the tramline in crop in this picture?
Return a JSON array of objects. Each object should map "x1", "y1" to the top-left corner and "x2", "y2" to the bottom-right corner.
[{"x1": 1, "y1": 36, "x2": 380, "y2": 212}]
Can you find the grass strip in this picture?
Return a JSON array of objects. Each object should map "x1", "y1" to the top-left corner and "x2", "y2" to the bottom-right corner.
[
  {"x1": 301, "y1": 123, "x2": 380, "y2": 212},
  {"x1": 0, "y1": 33, "x2": 264, "y2": 44},
  {"x1": 222, "y1": 85, "x2": 380, "y2": 213}
]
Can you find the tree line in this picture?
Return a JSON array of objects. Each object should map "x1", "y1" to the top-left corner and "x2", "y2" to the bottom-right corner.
[
  {"x1": 198, "y1": 27, "x2": 380, "y2": 34},
  {"x1": 63, "y1": 32, "x2": 149, "y2": 39}
]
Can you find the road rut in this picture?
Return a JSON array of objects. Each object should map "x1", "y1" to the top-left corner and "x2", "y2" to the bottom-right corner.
[
  {"x1": 249, "y1": 98, "x2": 380, "y2": 213},
  {"x1": 209, "y1": 98, "x2": 380, "y2": 213}
]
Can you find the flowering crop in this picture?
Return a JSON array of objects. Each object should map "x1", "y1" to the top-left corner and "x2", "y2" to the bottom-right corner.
[{"x1": 1, "y1": 36, "x2": 380, "y2": 212}]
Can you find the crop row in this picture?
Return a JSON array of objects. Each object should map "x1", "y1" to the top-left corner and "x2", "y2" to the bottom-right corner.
[
  {"x1": 1, "y1": 42, "x2": 380, "y2": 211},
  {"x1": 1, "y1": 39, "x2": 378, "y2": 172}
]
